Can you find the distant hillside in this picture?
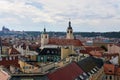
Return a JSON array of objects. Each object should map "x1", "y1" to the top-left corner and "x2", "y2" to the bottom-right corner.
[
  {"x1": 25, "y1": 31, "x2": 120, "y2": 38},
  {"x1": 0, "y1": 31, "x2": 120, "y2": 38},
  {"x1": 74, "y1": 32, "x2": 120, "y2": 38}
]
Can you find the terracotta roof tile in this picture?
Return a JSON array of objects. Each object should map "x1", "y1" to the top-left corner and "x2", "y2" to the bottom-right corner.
[
  {"x1": 48, "y1": 38, "x2": 83, "y2": 46},
  {"x1": 0, "y1": 57, "x2": 20, "y2": 68},
  {"x1": 115, "y1": 43, "x2": 120, "y2": 47},
  {"x1": 89, "y1": 51, "x2": 103, "y2": 57},
  {"x1": 80, "y1": 46, "x2": 104, "y2": 57},
  {"x1": 104, "y1": 64, "x2": 115, "y2": 75},
  {"x1": 29, "y1": 44, "x2": 40, "y2": 51},
  {"x1": 80, "y1": 50, "x2": 88, "y2": 54},
  {"x1": 103, "y1": 53, "x2": 119, "y2": 57},
  {"x1": 115, "y1": 67, "x2": 120, "y2": 76},
  {"x1": 47, "y1": 62, "x2": 84, "y2": 80},
  {"x1": 84, "y1": 46, "x2": 104, "y2": 52},
  {"x1": 8, "y1": 47, "x2": 20, "y2": 55}
]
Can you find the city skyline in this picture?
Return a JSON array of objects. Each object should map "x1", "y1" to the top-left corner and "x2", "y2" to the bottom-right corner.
[{"x1": 0, "y1": 0, "x2": 120, "y2": 32}]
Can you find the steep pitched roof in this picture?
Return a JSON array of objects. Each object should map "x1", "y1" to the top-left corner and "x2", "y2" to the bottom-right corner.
[
  {"x1": 82, "y1": 46, "x2": 104, "y2": 57},
  {"x1": 91, "y1": 57, "x2": 103, "y2": 68},
  {"x1": 47, "y1": 62, "x2": 84, "y2": 80},
  {"x1": 77, "y1": 56, "x2": 103, "y2": 76},
  {"x1": 77, "y1": 57, "x2": 96, "y2": 73},
  {"x1": 38, "y1": 48, "x2": 61, "y2": 55},
  {"x1": 115, "y1": 67, "x2": 120, "y2": 76},
  {"x1": 0, "y1": 69, "x2": 10, "y2": 80},
  {"x1": 8, "y1": 47, "x2": 20, "y2": 55},
  {"x1": 49, "y1": 38, "x2": 83, "y2": 46},
  {"x1": 89, "y1": 51, "x2": 103, "y2": 57},
  {"x1": 0, "y1": 56, "x2": 20, "y2": 68},
  {"x1": 84, "y1": 46, "x2": 104, "y2": 52},
  {"x1": 29, "y1": 44, "x2": 40, "y2": 51},
  {"x1": 103, "y1": 53, "x2": 119, "y2": 57},
  {"x1": 115, "y1": 43, "x2": 120, "y2": 47}
]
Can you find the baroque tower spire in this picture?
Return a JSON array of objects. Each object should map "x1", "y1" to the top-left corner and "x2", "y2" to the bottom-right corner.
[{"x1": 66, "y1": 20, "x2": 74, "y2": 39}]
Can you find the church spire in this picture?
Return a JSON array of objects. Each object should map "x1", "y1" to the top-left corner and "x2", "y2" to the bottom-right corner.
[
  {"x1": 66, "y1": 20, "x2": 74, "y2": 39},
  {"x1": 68, "y1": 20, "x2": 72, "y2": 29},
  {"x1": 44, "y1": 27, "x2": 46, "y2": 33},
  {"x1": 43, "y1": 25, "x2": 46, "y2": 34}
]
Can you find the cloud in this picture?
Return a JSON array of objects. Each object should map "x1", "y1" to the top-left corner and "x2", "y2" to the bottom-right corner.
[{"x1": 0, "y1": 0, "x2": 120, "y2": 31}]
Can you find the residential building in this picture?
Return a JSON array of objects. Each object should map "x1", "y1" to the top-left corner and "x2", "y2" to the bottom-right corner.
[
  {"x1": 47, "y1": 62, "x2": 87, "y2": 80},
  {"x1": 0, "y1": 68, "x2": 10, "y2": 80}
]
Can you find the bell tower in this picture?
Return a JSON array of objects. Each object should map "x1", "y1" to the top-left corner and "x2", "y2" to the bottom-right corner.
[
  {"x1": 66, "y1": 21, "x2": 74, "y2": 39},
  {"x1": 41, "y1": 28, "x2": 49, "y2": 47}
]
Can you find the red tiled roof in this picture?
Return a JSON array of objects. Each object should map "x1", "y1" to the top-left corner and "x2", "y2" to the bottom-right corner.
[
  {"x1": 8, "y1": 47, "x2": 20, "y2": 55},
  {"x1": 29, "y1": 44, "x2": 40, "y2": 51},
  {"x1": 104, "y1": 64, "x2": 115, "y2": 75},
  {"x1": 115, "y1": 67, "x2": 120, "y2": 76},
  {"x1": 21, "y1": 43, "x2": 40, "y2": 51},
  {"x1": 47, "y1": 62, "x2": 84, "y2": 80},
  {"x1": 2, "y1": 42, "x2": 10, "y2": 46},
  {"x1": 103, "y1": 53, "x2": 119, "y2": 57},
  {"x1": 89, "y1": 51, "x2": 103, "y2": 57},
  {"x1": 115, "y1": 43, "x2": 120, "y2": 47},
  {"x1": 48, "y1": 38, "x2": 83, "y2": 46},
  {"x1": 80, "y1": 50, "x2": 89, "y2": 54},
  {"x1": 84, "y1": 46, "x2": 104, "y2": 52},
  {"x1": 0, "y1": 57, "x2": 20, "y2": 68},
  {"x1": 80, "y1": 46, "x2": 104, "y2": 57}
]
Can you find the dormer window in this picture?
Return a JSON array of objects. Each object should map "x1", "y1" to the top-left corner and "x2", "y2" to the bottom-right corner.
[
  {"x1": 88, "y1": 72, "x2": 90, "y2": 75},
  {"x1": 83, "y1": 73, "x2": 87, "y2": 76},
  {"x1": 91, "y1": 70, "x2": 94, "y2": 74},
  {"x1": 79, "y1": 75, "x2": 84, "y2": 79},
  {"x1": 75, "y1": 78, "x2": 78, "y2": 80},
  {"x1": 93, "y1": 68, "x2": 97, "y2": 72}
]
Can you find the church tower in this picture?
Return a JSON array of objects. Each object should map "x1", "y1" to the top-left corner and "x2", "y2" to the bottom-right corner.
[
  {"x1": 66, "y1": 21, "x2": 74, "y2": 39},
  {"x1": 41, "y1": 28, "x2": 49, "y2": 47}
]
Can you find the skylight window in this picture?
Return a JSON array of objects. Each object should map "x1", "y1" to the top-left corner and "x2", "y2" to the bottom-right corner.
[
  {"x1": 83, "y1": 72, "x2": 87, "y2": 76},
  {"x1": 88, "y1": 72, "x2": 91, "y2": 76},
  {"x1": 79, "y1": 75, "x2": 84, "y2": 79},
  {"x1": 93, "y1": 68, "x2": 97, "y2": 72},
  {"x1": 91, "y1": 70, "x2": 94, "y2": 74}
]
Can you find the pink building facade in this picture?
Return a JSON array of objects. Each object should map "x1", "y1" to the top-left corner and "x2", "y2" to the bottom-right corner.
[{"x1": 0, "y1": 69, "x2": 10, "y2": 80}]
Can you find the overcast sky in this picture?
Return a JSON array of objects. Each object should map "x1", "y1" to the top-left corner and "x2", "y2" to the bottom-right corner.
[{"x1": 0, "y1": 0, "x2": 120, "y2": 32}]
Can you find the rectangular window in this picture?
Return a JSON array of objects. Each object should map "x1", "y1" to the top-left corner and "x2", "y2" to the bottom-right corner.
[
  {"x1": 105, "y1": 76, "x2": 107, "y2": 79},
  {"x1": 110, "y1": 76, "x2": 112, "y2": 80}
]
